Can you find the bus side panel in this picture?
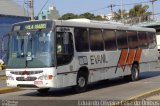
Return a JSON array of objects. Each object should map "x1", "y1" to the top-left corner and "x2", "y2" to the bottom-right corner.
[
  {"x1": 139, "y1": 49, "x2": 158, "y2": 72},
  {"x1": 56, "y1": 57, "x2": 77, "y2": 88}
]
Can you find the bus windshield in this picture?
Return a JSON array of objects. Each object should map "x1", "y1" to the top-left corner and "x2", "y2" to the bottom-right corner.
[{"x1": 7, "y1": 30, "x2": 55, "y2": 68}]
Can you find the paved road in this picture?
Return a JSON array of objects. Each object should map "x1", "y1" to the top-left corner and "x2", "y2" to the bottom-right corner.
[{"x1": 0, "y1": 69, "x2": 160, "y2": 106}]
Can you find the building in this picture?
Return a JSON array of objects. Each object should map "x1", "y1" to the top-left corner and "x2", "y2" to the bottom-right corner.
[
  {"x1": 0, "y1": 0, "x2": 30, "y2": 61},
  {"x1": 38, "y1": 6, "x2": 60, "y2": 20},
  {"x1": 100, "y1": 13, "x2": 113, "y2": 20}
]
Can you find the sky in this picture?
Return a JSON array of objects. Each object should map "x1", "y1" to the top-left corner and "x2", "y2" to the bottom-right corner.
[{"x1": 15, "y1": 0, "x2": 160, "y2": 16}]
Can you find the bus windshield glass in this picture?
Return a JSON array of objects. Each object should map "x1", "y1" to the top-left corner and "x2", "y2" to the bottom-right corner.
[{"x1": 7, "y1": 30, "x2": 55, "y2": 68}]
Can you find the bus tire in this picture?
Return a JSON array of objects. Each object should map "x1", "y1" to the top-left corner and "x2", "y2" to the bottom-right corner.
[
  {"x1": 37, "y1": 88, "x2": 49, "y2": 94},
  {"x1": 74, "y1": 71, "x2": 88, "y2": 93},
  {"x1": 131, "y1": 64, "x2": 139, "y2": 81}
]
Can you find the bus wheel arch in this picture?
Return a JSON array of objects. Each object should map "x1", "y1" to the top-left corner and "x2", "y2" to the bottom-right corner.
[{"x1": 74, "y1": 67, "x2": 89, "y2": 93}]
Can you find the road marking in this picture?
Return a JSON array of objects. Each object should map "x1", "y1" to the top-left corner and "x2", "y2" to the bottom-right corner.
[
  {"x1": 127, "y1": 88, "x2": 160, "y2": 100},
  {"x1": 113, "y1": 88, "x2": 160, "y2": 106}
]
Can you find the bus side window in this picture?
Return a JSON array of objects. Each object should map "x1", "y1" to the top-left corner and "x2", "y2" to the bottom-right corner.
[
  {"x1": 128, "y1": 31, "x2": 139, "y2": 49},
  {"x1": 147, "y1": 32, "x2": 156, "y2": 49},
  {"x1": 74, "y1": 28, "x2": 89, "y2": 52},
  {"x1": 138, "y1": 32, "x2": 149, "y2": 49},
  {"x1": 103, "y1": 29, "x2": 117, "y2": 50},
  {"x1": 56, "y1": 32, "x2": 74, "y2": 65},
  {"x1": 89, "y1": 29, "x2": 104, "y2": 51},
  {"x1": 116, "y1": 30, "x2": 128, "y2": 49}
]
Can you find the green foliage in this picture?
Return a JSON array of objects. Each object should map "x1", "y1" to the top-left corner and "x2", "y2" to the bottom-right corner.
[
  {"x1": 59, "y1": 12, "x2": 106, "y2": 20},
  {"x1": 59, "y1": 4, "x2": 152, "y2": 22},
  {"x1": 59, "y1": 13, "x2": 78, "y2": 20},
  {"x1": 129, "y1": 4, "x2": 152, "y2": 17},
  {"x1": 112, "y1": 9, "x2": 128, "y2": 21}
]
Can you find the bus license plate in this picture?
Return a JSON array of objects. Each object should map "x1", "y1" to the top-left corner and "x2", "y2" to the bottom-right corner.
[{"x1": 34, "y1": 81, "x2": 43, "y2": 85}]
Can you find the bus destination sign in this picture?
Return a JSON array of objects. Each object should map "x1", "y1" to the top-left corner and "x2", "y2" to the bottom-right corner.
[
  {"x1": 12, "y1": 21, "x2": 53, "y2": 31},
  {"x1": 25, "y1": 23, "x2": 47, "y2": 30}
]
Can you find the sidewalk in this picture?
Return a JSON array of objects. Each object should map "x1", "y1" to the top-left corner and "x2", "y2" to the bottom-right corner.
[
  {"x1": 0, "y1": 70, "x2": 6, "y2": 88},
  {"x1": 0, "y1": 70, "x2": 5, "y2": 76}
]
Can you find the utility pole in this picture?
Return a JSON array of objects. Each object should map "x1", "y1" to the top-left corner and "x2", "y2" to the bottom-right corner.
[
  {"x1": 29, "y1": 0, "x2": 34, "y2": 20},
  {"x1": 108, "y1": 4, "x2": 116, "y2": 20},
  {"x1": 150, "y1": 0, "x2": 157, "y2": 20},
  {"x1": 121, "y1": 0, "x2": 123, "y2": 19}
]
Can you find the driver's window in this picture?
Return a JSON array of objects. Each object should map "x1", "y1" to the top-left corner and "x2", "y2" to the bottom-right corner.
[{"x1": 56, "y1": 32, "x2": 74, "y2": 65}]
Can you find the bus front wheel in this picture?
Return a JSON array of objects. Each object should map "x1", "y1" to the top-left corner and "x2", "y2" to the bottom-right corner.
[{"x1": 74, "y1": 71, "x2": 88, "y2": 93}]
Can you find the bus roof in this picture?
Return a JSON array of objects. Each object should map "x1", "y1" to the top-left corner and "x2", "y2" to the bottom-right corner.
[{"x1": 12, "y1": 19, "x2": 156, "y2": 32}]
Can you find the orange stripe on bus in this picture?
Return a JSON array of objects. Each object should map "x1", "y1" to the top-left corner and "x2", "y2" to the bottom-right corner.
[
  {"x1": 127, "y1": 49, "x2": 136, "y2": 67},
  {"x1": 118, "y1": 50, "x2": 128, "y2": 70},
  {"x1": 135, "y1": 49, "x2": 142, "y2": 62}
]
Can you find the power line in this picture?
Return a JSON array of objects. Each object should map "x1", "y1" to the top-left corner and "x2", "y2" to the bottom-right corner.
[
  {"x1": 37, "y1": 0, "x2": 50, "y2": 16},
  {"x1": 87, "y1": 1, "x2": 153, "y2": 13}
]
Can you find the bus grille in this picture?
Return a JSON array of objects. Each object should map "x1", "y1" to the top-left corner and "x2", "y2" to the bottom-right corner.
[
  {"x1": 11, "y1": 71, "x2": 43, "y2": 75},
  {"x1": 16, "y1": 77, "x2": 37, "y2": 81}
]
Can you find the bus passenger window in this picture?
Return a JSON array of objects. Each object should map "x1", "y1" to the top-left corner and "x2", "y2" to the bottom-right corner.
[
  {"x1": 103, "y1": 29, "x2": 117, "y2": 50},
  {"x1": 128, "y1": 31, "x2": 138, "y2": 49},
  {"x1": 147, "y1": 32, "x2": 156, "y2": 49},
  {"x1": 89, "y1": 29, "x2": 104, "y2": 51},
  {"x1": 116, "y1": 30, "x2": 128, "y2": 49},
  {"x1": 74, "y1": 28, "x2": 89, "y2": 52},
  {"x1": 138, "y1": 32, "x2": 149, "y2": 49},
  {"x1": 56, "y1": 32, "x2": 74, "y2": 65}
]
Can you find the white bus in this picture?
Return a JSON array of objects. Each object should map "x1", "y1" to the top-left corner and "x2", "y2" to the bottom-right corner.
[{"x1": 5, "y1": 19, "x2": 158, "y2": 93}]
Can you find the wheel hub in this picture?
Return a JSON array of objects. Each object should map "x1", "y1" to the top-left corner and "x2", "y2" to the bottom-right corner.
[{"x1": 78, "y1": 77, "x2": 85, "y2": 87}]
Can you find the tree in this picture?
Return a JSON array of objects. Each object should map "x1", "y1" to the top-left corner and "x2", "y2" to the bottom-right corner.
[
  {"x1": 59, "y1": 12, "x2": 106, "y2": 21},
  {"x1": 128, "y1": 4, "x2": 152, "y2": 23},
  {"x1": 59, "y1": 13, "x2": 78, "y2": 20},
  {"x1": 79, "y1": 12, "x2": 95, "y2": 20},
  {"x1": 129, "y1": 4, "x2": 151, "y2": 17},
  {"x1": 112, "y1": 9, "x2": 128, "y2": 21},
  {"x1": 94, "y1": 15, "x2": 106, "y2": 21}
]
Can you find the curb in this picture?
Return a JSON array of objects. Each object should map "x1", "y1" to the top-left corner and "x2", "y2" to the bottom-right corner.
[
  {"x1": 127, "y1": 88, "x2": 160, "y2": 100},
  {"x1": 113, "y1": 88, "x2": 160, "y2": 106},
  {"x1": 0, "y1": 87, "x2": 22, "y2": 94}
]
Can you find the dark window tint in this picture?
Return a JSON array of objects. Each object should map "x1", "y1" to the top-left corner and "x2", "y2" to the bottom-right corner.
[
  {"x1": 116, "y1": 30, "x2": 128, "y2": 49},
  {"x1": 74, "y1": 28, "x2": 89, "y2": 52},
  {"x1": 138, "y1": 32, "x2": 148, "y2": 48},
  {"x1": 103, "y1": 29, "x2": 117, "y2": 50},
  {"x1": 56, "y1": 32, "x2": 74, "y2": 65},
  {"x1": 89, "y1": 29, "x2": 104, "y2": 51},
  {"x1": 128, "y1": 31, "x2": 138, "y2": 48},
  {"x1": 147, "y1": 32, "x2": 156, "y2": 49}
]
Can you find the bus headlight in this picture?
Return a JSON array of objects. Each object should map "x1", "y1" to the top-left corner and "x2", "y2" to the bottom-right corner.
[
  {"x1": 38, "y1": 75, "x2": 47, "y2": 80},
  {"x1": 38, "y1": 75, "x2": 53, "y2": 80}
]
